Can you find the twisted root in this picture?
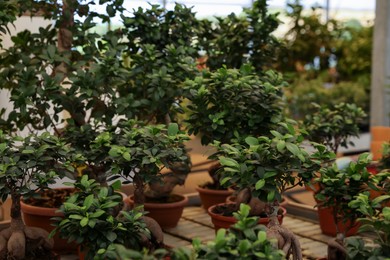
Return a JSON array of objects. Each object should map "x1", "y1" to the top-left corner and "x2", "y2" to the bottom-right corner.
[
  {"x1": 266, "y1": 216, "x2": 303, "y2": 260},
  {"x1": 0, "y1": 226, "x2": 53, "y2": 259}
]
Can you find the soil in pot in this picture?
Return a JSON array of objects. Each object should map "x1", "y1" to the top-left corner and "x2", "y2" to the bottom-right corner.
[
  {"x1": 125, "y1": 194, "x2": 188, "y2": 229},
  {"x1": 208, "y1": 203, "x2": 286, "y2": 231},
  {"x1": 21, "y1": 188, "x2": 78, "y2": 254}
]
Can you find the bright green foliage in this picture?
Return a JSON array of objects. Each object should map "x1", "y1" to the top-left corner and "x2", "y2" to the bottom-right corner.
[
  {"x1": 302, "y1": 103, "x2": 367, "y2": 154},
  {"x1": 52, "y1": 175, "x2": 149, "y2": 260},
  {"x1": 346, "y1": 192, "x2": 390, "y2": 259},
  {"x1": 315, "y1": 153, "x2": 379, "y2": 236},
  {"x1": 197, "y1": 0, "x2": 281, "y2": 71},
  {"x1": 212, "y1": 122, "x2": 334, "y2": 203},
  {"x1": 90, "y1": 121, "x2": 190, "y2": 204},
  {"x1": 185, "y1": 65, "x2": 285, "y2": 145},
  {"x1": 194, "y1": 204, "x2": 285, "y2": 259},
  {"x1": 0, "y1": 130, "x2": 77, "y2": 202},
  {"x1": 284, "y1": 75, "x2": 370, "y2": 122}
]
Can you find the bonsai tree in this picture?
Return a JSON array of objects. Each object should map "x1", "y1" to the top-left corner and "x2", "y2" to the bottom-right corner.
[
  {"x1": 194, "y1": 204, "x2": 285, "y2": 259},
  {"x1": 52, "y1": 175, "x2": 153, "y2": 260},
  {"x1": 212, "y1": 121, "x2": 334, "y2": 259},
  {"x1": 93, "y1": 121, "x2": 190, "y2": 205},
  {"x1": 0, "y1": 130, "x2": 76, "y2": 259},
  {"x1": 0, "y1": 1, "x2": 197, "y2": 185},
  {"x1": 314, "y1": 153, "x2": 383, "y2": 259},
  {"x1": 345, "y1": 193, "x2": 390, "y2": 260},
  {"x1": 185, "y1": 64, "x2": 286, "y2": 191},
  {"x1": 110, "y1": 204, "x2": 285, "y2": 260},
  {"x1": 196, "y1": 0, "x2": 281, "y2": 72},
  {"x1": 302, "y1": 102, "x2": 367, "y2": 154}
]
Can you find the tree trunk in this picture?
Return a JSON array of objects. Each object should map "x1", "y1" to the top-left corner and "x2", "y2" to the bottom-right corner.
[{"x1": 10, "y1": 193, "x2": 24, "y2": 232}]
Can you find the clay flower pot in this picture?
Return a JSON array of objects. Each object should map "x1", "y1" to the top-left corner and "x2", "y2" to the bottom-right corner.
[
  {"x1": 317, "y1": 206, "x2": 360, "y2": 237},
  {"x1": 208, "y1": 203, "x2": 287, "y2": 231},
  {"x1": 196, "y1": 186, "x2": 234, "y2": 210},
  {"x1": 125, "y1": 194, "x2": 188, "y2": 228},
  {"x1": 20, "y1": 187, "x2": 78, "y2": 253},
  {"x1": 225, "y1": 195, "x2": 289, "y2": 208}
]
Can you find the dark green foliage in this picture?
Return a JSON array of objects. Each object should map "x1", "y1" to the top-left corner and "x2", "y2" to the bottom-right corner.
[
  {"x1": 302, "y1": 103, "x2": 367, "y2": 154},
  {"x1": 0, "y1": 131, "x2": 77, "y2": 203},
  {"x1": 52, "y1": 175, "x2": 149, "y2": 260},
  {"x1": 185, "y1": 65, "x2": 285, "y2": 145},
  {"x1": 120, "y1": 3, "x2": 199, "y2": 123},
  {"x1": 198, "y1": 0, "x2": 281, "y2": 71}
]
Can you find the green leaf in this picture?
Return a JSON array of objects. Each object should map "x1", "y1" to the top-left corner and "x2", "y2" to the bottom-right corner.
[
  {"x1": 0, "y1": 143, "x2": 6, "y2": 152},
  {"x1": 245, "y1": 136, "x2": 259, "y2": 146},
  {"x1": 122, "y1": 152, "x2": 131, "y2": 161},
  {"x1": 276, "y1": 140, "x2": 286, "y2": 152},
  {"x1": 286, "y1": 142, "x2": 300, "y2": 156},
  {"x1": 258, "y1": 230, "x2": 266, "y2": 243},
  {"x1": 255, "y1": 179, "x2": 265, "y2": 190},
  {"x1": 219, "y1": 157, "x2": 238, "y2": 168},
  {"x1": 106, "y1": 231, "x2": 117, "y2": 242},
  {"x1": 267, "y1": 190, "x2": 275, "y2": 202},
  {"x1": 84, "y1": 194, "x2": 94, "y2": 210},
  {"x1": 168, "y1": 123, "x2": 179, "y2": 136},
  {"x1": 80, "y1": 217, "x2": 88, "y2": 227}
]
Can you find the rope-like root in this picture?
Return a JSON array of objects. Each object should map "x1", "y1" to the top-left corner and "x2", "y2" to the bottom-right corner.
[
  {"x1": 266, "y1": 216, "x2": 303, "y2": 260},
  {"x1": 0, "y1": 226, "x2": 53, "y2": 259},
  {"x1": 327, "y1": 235, "x2": 347, "y2": 260}
]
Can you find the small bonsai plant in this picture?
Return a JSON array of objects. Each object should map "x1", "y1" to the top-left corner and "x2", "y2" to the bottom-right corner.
[
  {"x1": 194, "y1": 204, "x2": 285, "y2": 259},
  {"x1": 212, "y1": 121, "x2": 333, "y2": 258},
  {"x1": 110, "y1": 204, "x2": 285, "y2": 260},
  {"x1": 52, "y1": 175, "x2": 152, "y2": 260},
  {"x1": 94, "y1": 121, "x2": 190, "y2": 206},
  {"x1": 345, "y1": 193, "x2": 390, "y2": 259},
  {"x1": 302, "y1": 102, "x2": 367, "y2": 155},
  {"x1": 378, "y1": 142, "x2": 390, "y2": 171},
  {"x1": 185, "y1": 64, "x2": 286, "y2": 193},
  {"x1": 315, "y1": 153, "x2": 378, "y2": 233},
  {"x1": 0, "y1": 131, "x2": 76, "y2": 259}
]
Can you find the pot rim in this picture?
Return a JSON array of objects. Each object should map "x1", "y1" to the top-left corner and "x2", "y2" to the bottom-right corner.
[{"x1": 127, "y1": 194, "x2": 189, "y2": 209}]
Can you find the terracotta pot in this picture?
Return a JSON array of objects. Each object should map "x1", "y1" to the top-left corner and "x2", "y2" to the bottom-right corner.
[
  {"x1": 371, "y1": 141, "x2": 387, "y2": 161},
  {"x1": 225, "y1": 195, "x2": 288, "y2": 208},
  {"x1": 317, "y1": 206, "x2": 360, "y2": 237},
  {"x1": 196, "y1": 186, "x2": 233, "y2": 210},
  {"x1": 20, "y1": 187, "x2": 78, "y2": 254},
  {"x1": 208, "y1": 203, "x2": 287, "y2": 231},
  {"x1": 125, "y1": 194, "x2": 188, "y2": 228},
  {"x1": 371, "y1": 126, "x2": 390, "y2": 142}
]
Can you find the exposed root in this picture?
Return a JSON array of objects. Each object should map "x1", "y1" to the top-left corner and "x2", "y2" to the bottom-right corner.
[
  {"x1": 0, "y1": 226, "x2": 53, "y2": 259},
  {"x1": 327, "y1": 235, "x2": 347, "y2": 260},
  {"x1": 139, "y1": 216, "x2": 165, "y2": 251},
  {"x1": 267, "y1": 215, "x2": 303, "y2": 260}
]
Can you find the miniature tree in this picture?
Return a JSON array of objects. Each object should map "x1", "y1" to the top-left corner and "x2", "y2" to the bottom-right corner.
[{"x1": 0, "y1": 131, "x2": 77, "y2": 259}]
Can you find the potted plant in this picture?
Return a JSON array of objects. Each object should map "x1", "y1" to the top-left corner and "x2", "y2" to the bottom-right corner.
[
  {"x1": 314, "y1": 153, "x2": 380, "y2": 238},
  {"x1": 184, "y1": 64, "x2": 286, "y2": 209},
  {"x1": 193, "y1": 203, "x2": 285, "y2": 259},
  {"x1": 209, "y1": 121, "x2": 333, "y2": 258},
  {"x1": 302, "y1": 102, "x2": 367, "y2": 156},
  {"x1": 343, "y1": 192, "x2": 390, "y2": 260},
  {"x1": 52, "y1": 175, "x2": 154, "y2": 260},
  {"x1": 96, "y1": 121, "x2": 191, "y2": 228},
  {"x1": 0, "y1": 131, "x2": 76, "y2": 259},
  {"x1": 110, "y1": 204, "x2": 285, "y2": 260}
]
